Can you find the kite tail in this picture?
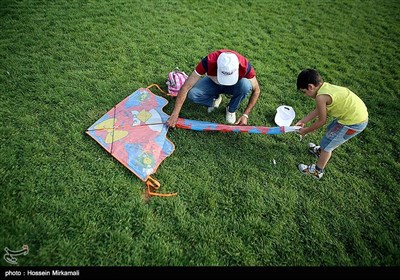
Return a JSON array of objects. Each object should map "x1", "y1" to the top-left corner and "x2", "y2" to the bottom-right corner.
[{"x1": 145, "y1": 176, "x2": 178, "y2": 197}]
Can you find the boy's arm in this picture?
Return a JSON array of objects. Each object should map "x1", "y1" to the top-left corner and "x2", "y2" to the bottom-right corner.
[
  {"x1": 296, "y1": 108, "x2": 319, "y2": 126},
  {"x1": 298, "y1": 95, "x2": 329, "y2": 136}
]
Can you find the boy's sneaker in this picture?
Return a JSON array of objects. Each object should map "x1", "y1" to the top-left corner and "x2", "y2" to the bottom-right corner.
[
  {"x1": 225, "y1": 106, "x2": 236, "y2": 124},
  {"x1": 298, "y1": 163, "x2": 324, "y2": 179},
  {"x1": 207, "y1": 95, "x2": 222, "y2": 113},
  {"x1": 308, "y1": 143, "x2": 321, "y2": 158}
]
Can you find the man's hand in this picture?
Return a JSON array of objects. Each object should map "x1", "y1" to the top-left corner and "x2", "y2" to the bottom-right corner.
[
  {"x1": 235, "y1": 115, "x2": 248, "y2": 126},
  {"x1": 166, "y1": 114, "x2": 179, "y2": 128}
]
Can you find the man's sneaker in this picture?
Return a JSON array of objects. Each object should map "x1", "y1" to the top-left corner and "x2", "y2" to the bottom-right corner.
[
  {"x1": 308, "y1": 143, "x2": 321, "y2": 158},
  {"x1": 298, "y1": 163, "x2": 324, "y2": 179},
  {"x1": 226, "y1": 106, "x2": 236, "y2": 124},
  {"x1": 207, "y1": 95, "x2": 222, "y2": 113}
]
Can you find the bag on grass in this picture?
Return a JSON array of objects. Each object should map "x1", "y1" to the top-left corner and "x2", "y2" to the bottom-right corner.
[{"x1": 166, "y1": 68, "x2": 188, "y2": 97}]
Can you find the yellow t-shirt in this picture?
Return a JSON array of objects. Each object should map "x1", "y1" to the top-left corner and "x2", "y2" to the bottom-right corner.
[{"x1": 317, "y1": 82, "x2": 368, "y2": 125}]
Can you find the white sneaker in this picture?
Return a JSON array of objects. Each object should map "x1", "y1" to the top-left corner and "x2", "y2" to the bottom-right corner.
[
  {"x1": 225, "y1": 106, "x2": 236, "y2": 124},
  {"x1": 207, "y1": 95, "x2": 222, "y2": 113},
  {"x1": 298, "y1": 163, "x2": 324, "y2": 179},
  {"x1": 308, "y1": 143, "x2": 321, "y2": 158}
]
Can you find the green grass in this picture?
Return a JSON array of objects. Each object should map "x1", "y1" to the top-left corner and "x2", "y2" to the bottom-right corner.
[{"x1": 1, "y1": 0, "x2": 399, "y2": 266}]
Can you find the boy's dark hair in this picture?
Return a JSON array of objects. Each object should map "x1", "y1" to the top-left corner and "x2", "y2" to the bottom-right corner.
[{"x1": 297, "y1": 69, "x2": 322, "y2": 90}]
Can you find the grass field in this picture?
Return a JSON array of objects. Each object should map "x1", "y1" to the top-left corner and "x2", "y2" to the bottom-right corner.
[{"x1": 1, "y1": 0, "x2": 399, "y2": 267}]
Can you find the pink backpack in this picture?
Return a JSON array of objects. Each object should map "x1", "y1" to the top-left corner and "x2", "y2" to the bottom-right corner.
[{"x1": 166, "y1": 69, "x2": 188, "y2": 97}]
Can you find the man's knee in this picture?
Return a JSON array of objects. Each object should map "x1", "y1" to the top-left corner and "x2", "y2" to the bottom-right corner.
[
  {"x1": 187, "y1": 88, "x2": 202, "y2": 102},
  {"x1": 233, "y1": 79, "x2": 252, "y2": 97},
  {"x1": 239, "y1": 78, "x2": 252, "y2": 92}
]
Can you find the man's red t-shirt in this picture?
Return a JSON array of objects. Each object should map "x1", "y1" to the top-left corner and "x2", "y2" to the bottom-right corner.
[{"x1": 195, "y1": 49, "x2": 255, "y2": 79}]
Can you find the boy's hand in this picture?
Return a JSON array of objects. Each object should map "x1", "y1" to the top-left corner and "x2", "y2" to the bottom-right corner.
[
  {"x1": 298, "y1": 127, "x2": 307, "y2": 136},
  {"x1": 296, "y1": 127, "x2": 307, "y2": 141},
  {"x1": 294, "y1": 122, "x2": 305, "y2": 140}
]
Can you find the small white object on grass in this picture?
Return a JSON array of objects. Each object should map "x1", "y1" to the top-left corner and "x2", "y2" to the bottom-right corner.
[{"x1": 273, "y1": 159, "x2": 276, "y2": 165}]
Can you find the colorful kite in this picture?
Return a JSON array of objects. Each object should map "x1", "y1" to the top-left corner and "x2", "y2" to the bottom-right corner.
[
  {"x1": 86, "y1": 85, "x2": 300, "y2": 197},
  {"x1": 86, "y1": 85, "x2": 176, "y2": 197}
]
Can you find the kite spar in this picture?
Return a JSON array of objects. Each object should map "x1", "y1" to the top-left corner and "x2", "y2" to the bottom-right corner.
[{"x1": 176, "y1": 118, "x2": 300, "y2": 134}]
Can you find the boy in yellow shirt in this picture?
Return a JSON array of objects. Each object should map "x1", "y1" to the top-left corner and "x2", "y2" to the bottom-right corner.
[{"x1": 295, "y1": 69, "x2": 368, "y2": 179}]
